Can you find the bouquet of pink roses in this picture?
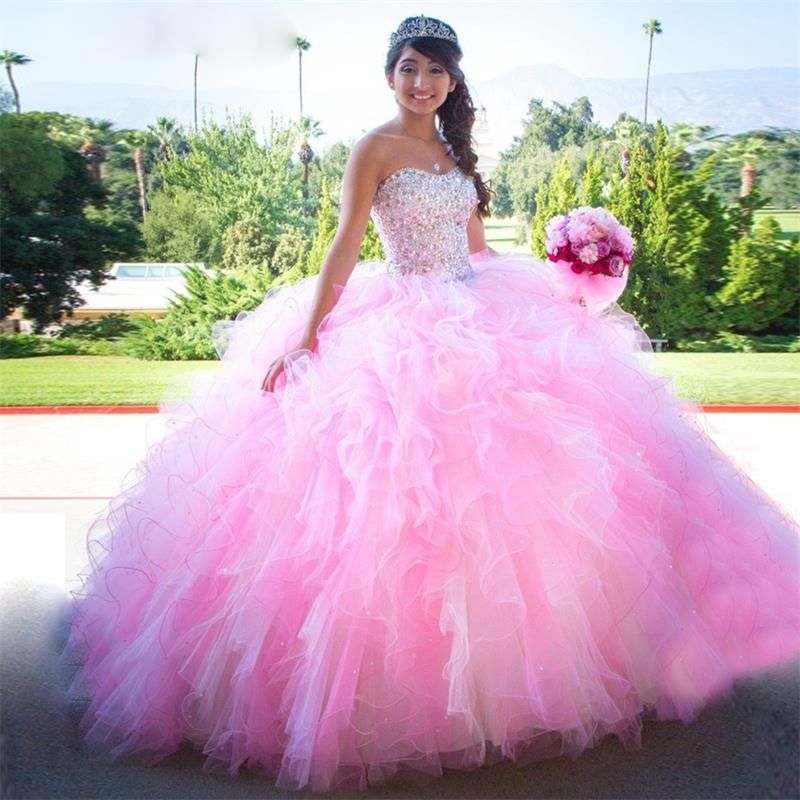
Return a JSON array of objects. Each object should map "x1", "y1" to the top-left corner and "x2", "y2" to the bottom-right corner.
[{"x1": 545, "y1": 207, "x2": 634, "y2": 311}]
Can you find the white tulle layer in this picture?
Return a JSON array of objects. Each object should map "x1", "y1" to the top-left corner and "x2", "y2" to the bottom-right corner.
[{"x1": 63, "y1": 253, "x2": 800, "y2": 793}]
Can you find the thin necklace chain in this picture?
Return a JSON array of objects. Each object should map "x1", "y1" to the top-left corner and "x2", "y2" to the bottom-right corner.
[{"x1": 395, "y1": 128, "x2": 451, "y2": 172}]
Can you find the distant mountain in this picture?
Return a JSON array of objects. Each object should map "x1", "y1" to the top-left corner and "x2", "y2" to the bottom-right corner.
[
  {"x1": 473, "y1": 65, "x2": 799, "y2": 153},
  {"x1": 13, "y1": 81, "x2": 301, "y2": 137},
  {"x1": 12, "y1": 65, "x2": 798, "y2": 158}
]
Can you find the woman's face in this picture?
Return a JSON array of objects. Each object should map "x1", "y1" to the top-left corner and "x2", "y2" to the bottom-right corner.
[{"x1": 388, "y1": 45, "x2": 456, "y2": 115}]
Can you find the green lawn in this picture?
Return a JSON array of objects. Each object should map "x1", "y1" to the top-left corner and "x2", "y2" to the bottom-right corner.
[
  {"x1": 485, "y1": 218, "x2": 528, "y2": 253},
  {"x1": 648, "y1": 352, "x2": 799, "y2": 404},
  {"x1": 1, "y1": 353, "x2": 797, "y2": 406},
  {"x1": 0, "y1": 356, "x2": 221, "y2": 406},
  {"x1": 753, "y1": 208, "x2": 800, "y2": 241},
  {"x1": 487, "y1": 208, "x2": 800, "y2": 249}
]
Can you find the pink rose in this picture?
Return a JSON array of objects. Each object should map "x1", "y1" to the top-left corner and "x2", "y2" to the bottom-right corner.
[
  {"x1": 578, "y1": 243, "x2": 599, "y2": 264},
  {"x1": 608, "y1": 255, "x2": 625, "y2": 276},
  {"x1": 567, "y1": 220, "x2": 592, "y2": 243}
]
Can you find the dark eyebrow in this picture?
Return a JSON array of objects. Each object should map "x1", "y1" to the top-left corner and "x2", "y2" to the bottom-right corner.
[{"x1": 399, "y1": 57, "x2": 442, "y2": 66}]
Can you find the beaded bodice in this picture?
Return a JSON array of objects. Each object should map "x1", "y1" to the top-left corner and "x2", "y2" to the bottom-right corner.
[{"x1": 370, "y1": 167, "x2": 478, "y2": 282}]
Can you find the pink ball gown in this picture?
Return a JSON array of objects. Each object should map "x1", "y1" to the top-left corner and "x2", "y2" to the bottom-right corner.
[{"x1": 64, "y1": 164, "x2": 800, "y2": 793}]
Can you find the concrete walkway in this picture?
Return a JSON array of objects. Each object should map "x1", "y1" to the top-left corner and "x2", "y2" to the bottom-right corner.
[{"x1": 1, "y1": 411, "x2": 798, "y2": 798}]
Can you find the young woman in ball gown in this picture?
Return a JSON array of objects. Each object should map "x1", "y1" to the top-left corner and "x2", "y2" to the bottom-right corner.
[{"x1": 64, "y1": 14, "x2": 800, "y2": 794}]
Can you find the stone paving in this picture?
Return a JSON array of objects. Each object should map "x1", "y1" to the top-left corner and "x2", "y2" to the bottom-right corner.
[{"x1": 1, "y1": 410, "x2": 798, "y2": 798}]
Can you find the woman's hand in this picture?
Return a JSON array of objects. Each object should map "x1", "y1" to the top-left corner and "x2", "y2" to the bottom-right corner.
[
  {"x1": 261, "y1": 341, "x2": 317, "y2": 393},
  {"x1": 468, "y1": 245, "x2": 498, "y2": 265}
]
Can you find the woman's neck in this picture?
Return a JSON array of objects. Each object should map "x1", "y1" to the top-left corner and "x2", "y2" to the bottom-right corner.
[{"x1": 392, "y1": 110, "x2": 441, "y2": 143}]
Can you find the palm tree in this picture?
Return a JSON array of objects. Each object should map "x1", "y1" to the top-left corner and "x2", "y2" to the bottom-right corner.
[
  {"x1": 641, "y1": 19, "x2": 663, "y2": 126},
  {"x1": 718, "y1": 136, "x2": 774, "y2": 197},
  {"x1": 297, "y1": 115, "x2": 324, "y2": 188},
  {"x1": 295, "y1": 37, "x2": 315, "y2": 178},
  {"x1": 114, "y1": 122, "x2": 186, "y2": 222},
  {"x1": 0, "y1": 49, "x2": 32, "y2": 113},
  {"x1": 193, "y1": 52, "x2": 199, "y2": 133},
  {"x1": 114, "y1": 129, "x2": 155, "y2": 220},
  {"x1": 610, "y1": 114, "x2": 643, "y2": 175},
  {"x1": 77, "y1": 118, "x2": 115, "y2": 182},
  {"x1": 666, "y1": 122, "x2": 715, "y2": 169},
  {"x1": 296, "y1": 36, "x2": 310, "y2": 119},
  {"x1": 666, "y1": 122, "x2": 713, "y2": 149},
  {"x1": 147, "y1": 116, "x2": 181, "y2": 161}
]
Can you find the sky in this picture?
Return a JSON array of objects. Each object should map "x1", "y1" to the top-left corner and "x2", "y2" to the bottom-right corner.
[
  {"x1": 3, "y1": 0, "x2": 798, "y2": 87},
  {"x1": 1, "y1": 0, "x2": 798, "y2": 145}
]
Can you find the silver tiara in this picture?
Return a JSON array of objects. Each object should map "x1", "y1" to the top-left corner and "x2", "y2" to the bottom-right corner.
[{"x1": 389, "y1": 15, "x2": 459, "y2": 47}]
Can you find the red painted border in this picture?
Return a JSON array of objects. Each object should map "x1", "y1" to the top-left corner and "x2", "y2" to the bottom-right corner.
[
  {"x1": 700, "y1": 404, "x2": 799, "y2": 413},
  {"x1": 0, "y1": 405, "x2": 160, "y2": 414},
  {"x1": 0, "y1": 404, "x2": 798, "y2": 414}
]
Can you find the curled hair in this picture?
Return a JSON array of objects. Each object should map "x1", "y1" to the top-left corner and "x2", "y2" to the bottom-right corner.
[{"x1": 385, "y1": 18, "x2": 494, "y2": 219}]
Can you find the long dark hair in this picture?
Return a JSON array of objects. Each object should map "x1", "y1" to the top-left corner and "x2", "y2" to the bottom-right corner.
[{"x1": 385, "y1": 17, "x2": 494, "y2": 219}]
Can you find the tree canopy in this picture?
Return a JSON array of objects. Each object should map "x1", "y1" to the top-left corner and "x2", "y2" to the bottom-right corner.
[{"x1": 0, "y1": 112, "x2": 139, "y2": 328}]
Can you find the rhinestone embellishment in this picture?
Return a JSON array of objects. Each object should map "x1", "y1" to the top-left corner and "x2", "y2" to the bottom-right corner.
[
  {"x1": 371, "y1": 167, "x2": 478, "y2": 283},
  {"x1": 389, "y1": 15, "x2": 459, "y2": 47}
]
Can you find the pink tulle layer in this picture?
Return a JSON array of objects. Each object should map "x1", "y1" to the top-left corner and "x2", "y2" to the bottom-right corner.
[{"x1": 64, "y1": 253, "x2": 800, "y2": 793}]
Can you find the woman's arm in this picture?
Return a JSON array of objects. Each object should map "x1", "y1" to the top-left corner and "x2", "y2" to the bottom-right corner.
[
  {"x1": 298, "y1": 137, "x2": 381, "y2": 350},
  {"x1": 467, "y1": 208, "x2": 497, "y2": 257}
]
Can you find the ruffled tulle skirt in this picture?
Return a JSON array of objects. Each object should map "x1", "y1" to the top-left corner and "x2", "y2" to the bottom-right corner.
[{"x1": 63, "y1": 251, "x2": 800, "y2": 793}]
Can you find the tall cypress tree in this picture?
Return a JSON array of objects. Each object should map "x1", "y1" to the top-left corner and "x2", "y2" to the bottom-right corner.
[
  {"x1": 714, "y1": 217, "x2": 796, "y2": 333},
  {"x1": 529, "y1": 181, "x2": 549, "y2": 258},
  {"x1": 549, "y1": 153, "x2": 579, "y2": 215},
  {"x1": 530, "y1": 153, "x2": 578, "y2": 258},
  {"x1": 644, "y1": 121, "x2": 708, "y2": 338},
  {"x1": 607, "y1": 133, "x2": 670, "y2": 336},
  {"x1": 278, "y1": 173, "x2": 337, "y2": 283},
  {"x1": 579, "y1": 148, "x2": 605, "y2": 207},
  {"x1": 358, "y1": 218, "x2": 384, "y2": 261}
]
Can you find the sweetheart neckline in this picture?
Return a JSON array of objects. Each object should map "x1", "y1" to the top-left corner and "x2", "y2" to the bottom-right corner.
[{"x1": 376, "y1": 165, "x2": 463, "y2": 190}]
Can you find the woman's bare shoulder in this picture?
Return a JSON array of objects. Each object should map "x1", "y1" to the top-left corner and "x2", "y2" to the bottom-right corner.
[
  {"x1": 338, "y1": 129, "x2": 394, "y2": 201},
  {"x1": 347, "y1": 126, "x2": 396, "y2": 174}
]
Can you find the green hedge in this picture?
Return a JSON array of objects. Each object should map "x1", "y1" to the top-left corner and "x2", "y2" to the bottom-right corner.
[
  {"x1": 0, "y1": 333, "x2": 120, "y2": 357},
  {"x1": 674, "y1": 332, "x2": 800, "y2": 353},
  {"x1": 0, "y1": 315, "x2": 148, "y2": 358},
  {"x1": 3, "y1": 327, "x2": 798, "y2": 360}
]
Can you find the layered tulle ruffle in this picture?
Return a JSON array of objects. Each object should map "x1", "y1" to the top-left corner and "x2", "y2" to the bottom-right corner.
[{"x1": 63, "y1": 252, "x2": 800, "y2": 792}]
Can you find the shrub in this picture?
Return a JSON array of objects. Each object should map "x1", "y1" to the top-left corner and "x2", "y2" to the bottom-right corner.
[
  {"x1": 0, "y1": 332, "x2": 119, "y2": 357},
  {"x1": 674, "y1": 332, "x2": 800, "y2": 352},
  {"x1": 55, "y1": 313, "x2": 142, "y2": 341}
]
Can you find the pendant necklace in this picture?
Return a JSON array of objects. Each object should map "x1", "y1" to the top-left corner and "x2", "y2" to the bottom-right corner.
[
  {"x1": 405, "y1": 132, "x2": 447, "y2": 172},
  {"x1": 433, "y1": 137, "x2": 449, "y2": 172},
  {"x1": 433, "y1": 140, "x2": 456, "y2": 173}
]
